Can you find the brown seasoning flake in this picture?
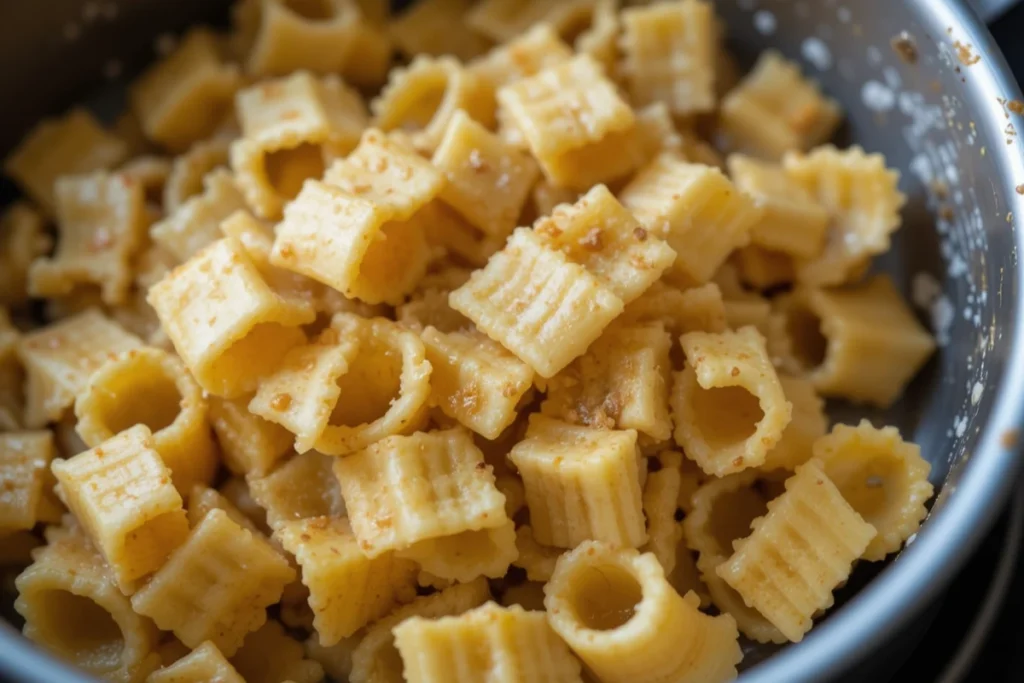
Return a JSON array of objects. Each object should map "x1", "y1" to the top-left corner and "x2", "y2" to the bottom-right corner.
[{"x1": 891, "y1": 32, "x2": 918, "y2": 64}]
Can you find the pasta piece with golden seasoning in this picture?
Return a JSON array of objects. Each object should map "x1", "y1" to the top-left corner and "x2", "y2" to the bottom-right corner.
[
  {"x1": 642, "y1": 451, "x2": 684, "y2": 574},
  {"x1": 0, "y1": 203, "x2": 52, "y2": 306},
  {"x1": 0, "y1": 431, "x2": 60, "y2": 533},
  {"x1": 389, "y1": 0, "x2": 492, "y2": 61},
  {"x1": 512, "y1": 525, "x2": 564, "y2": 582},
  {"x1": 396, "y1": 270, "x2": 472, "y2": 332},
  {"x1": 237, "y1": 0, "x2": 360, "y2": 77},
  {"x1": 717, "y1": 460, "x2": 877, "y2": 642},
  {"x1": 187, "y1": 485, "x2": 263, "y2": 534},
  {"x1": 467, "y1": 23, "x2": 572, "y2": 91},
  {"x1": 545, "y1": 541, "x2": 741, "y2": 683},
  {"x1": 397, "y1": 519, "x2": 518, "y2": 582},
  {"x1": 813, "y1": 420, "x2": 933, "y2": 561},
  {"x1": 209, "y1": 396, "x2": 294, "y2": 477},
  {"x1": 621, "y1": 281, "x2": 729, "y2": 337},
  {"x1": 163, "y1": 136, "x2": 231, "y2": 213},
  {"x1": 467, "y1": 0, "x2": 599, "y2": 44},
  {"x1": 150, "y1": 168, "x2": 249, "y2": 262},
  {"x1": 733, "y1": 245, "x2": 795, "y2": 291},
  {"x1": 575, "y1": 0, "x2": 620, "y2": 75},
  {"x1": 148, "y1": 641, "x2": 244, "y2": 683},
  {"x1": 230, "y1": 618, "x2": 324, "y2": 683},
  {"x1": 759, "y1": 375, "x2": 828, "y2": 472},
  {"x1": 248, "y1": 450, "x2": 346, "y2": 531}
]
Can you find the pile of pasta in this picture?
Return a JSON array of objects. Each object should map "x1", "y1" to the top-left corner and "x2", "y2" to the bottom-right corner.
[{"x1": 0, "y1": 0, "x2": 940, "y2": 681}]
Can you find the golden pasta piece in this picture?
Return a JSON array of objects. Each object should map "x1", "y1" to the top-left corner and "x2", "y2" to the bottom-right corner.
[
  {"x1": 218, "y1": 477, "x2": 271, "y2": 533},
  {"x1": 130, "y1": 508, "x2": 295, "y2": 656},
  {"x1": 398, "y1": 519, "x2": 518, "y2": 582},
  {"x1": 545, "y1": 542, "x2": 741, "y2": 683},
  {"x1": 131, "y1": 29, "x2": 243, "y2": 152},
  {"x1": 620, "y1": 0, "x2": 716, "y2": 115},
  {"x1": 500, "y1": 580, "x2": 548, "y2": 612},
  {"x1": 717, "y1": 460, "x2": 877, "y2": 642},
  {"x1": 373, "y1": 56, "x2": 494, "y2": 153},
  {"x1": 0, "y1": 431, "x2": 59, "y2": 533},
  {"x1": 727, "y1": 154, "x2": 829, "y2": 258},
  {"x1": 313, "y1": 314, "x2": 432, "y2": 455},
  {"x1": 304, "y1": 634, "x2": 360, "y2": 683},
  {"x1": 432, "y1": 109, "x2": 540, "y2": 241},
  {"x1": 760, "y1": 376, "x2": 828, "y2": 472},
  {"x1": 397, "y1": 282, "x2": 472, "y2": 333},
  {"x1": 389, "y1": 0, "x2": 492, "y2": 61},
  {"x1": 51, "y1": 425, "x2": 190, "y2": 590},
  {"x1": 419, "y1": 198, "x2": 503, "y2": 268},
  {"x1": 4, "y1": 108, "x2": 128, "y2": 215},
  {"x1": 120, "y1": 155, "x2": 172, "y2": 207},
  {"x1": 335, "y1": 427, "x2": 507, "y2": 556},
  {"x1": 393, "y1": 602, "x2": 583, "y2": 683},
  {"x1": 232, "y1": 71, "x2": 368, "y2": 218},
  {"x1": 697, "y1": 551, "x2": 784, "y2": 644},
  {"x1": 421, "y1": 326, "x2": 534, "y2": 440},
  {"x1": 497, "y1": 55, "x2": 636, "y2": 188},
  {"x1": 733, "y1": 245, "x2": 795, "y2": 291},
  {"x1": 621, "y1": 281, "x2": 728, "y2": 337},
  {"x1": 209, "y1": 396, "x2": 294, "y2": 477},
  {"x1": 29, "y1": 172, "x2": 147, "y2": 306},
  {"x1": 528, "y1": 179, "x2": 579, "y2": 219},
  {"x1": 467, "y1": 0, "x2": 598, "y2": 44},
  {"x1": 509, "y1": 416, "x2": 646, "y2": 549},
  {"x1": 682, "y1": 469, "x2": 783, "y2": 561},
  {"x1": 338, "y1": 13, "x2": 393, "y2": 89},
  {"x1": 15, "y1": 525, "x2": 161, "y2": 683},
  {"x1": 149, "y1": 641, "x2": 245, "y2": 683},
  {"x1": 74, "y1": 348, "x2": 217, "y2": 495},
  {"x1": 187, "y1": 485, "x2": 263, "y2": 534},
  {"x1": 719, "y1": 50, "x2": 842, "y2": 160},
  {"x1": 0, "y1": 203, "x2": 52, "y2": 307},
  {"x1": 148, "y1": 236, "x2": 314, "y2": 398},
  {"x1": 249, "y1": 451, "x2": 346, "y2": 531},
  {"x1": 164, "y1": 136, "x2": 231, "y2": 213},
  {"x1": 642, "y1": 451, "x2": 684, "y2": 574},
  {"x1": 620, "y1": 153, "x2": 763, "y2": 285},
  {"x1": 575, "y1": 0, "x2": 620, "y2": 75},
  {"x1": 776, "y1": 276, "x2": 935, "y2": 407},
  {"x1": 667, "y1": 542, "x2": 709, "y2": 610},
  {"x1": 672, "y1": 327, "x2": 792, "y2": 476},
  {"x1": 512, "y1": 525, "x2": 563, "y2": 582},
  {"x1": 1, "y1": 308, "x2": 26, "y2": 429},
  {"x1": 813, "y1": 420, "x2": 933, "y2": 561},
  {"x1": 467, "y1": 24, "x2": 573, "y2": 91},
  {"x1": 784, "y1": 145, "x2": 906, "y2": 285},
  {"x1": 150, "y1": 168, "x2": 249, "y2": 262},
  {"x1": 231, "y1": 619, "x2": 325, "y2": 683},
  {"x1": 17, "y1": 310, "x2": 144, "y2": 428},
  {"x1": 542, "y1": 321, "x2": 672, "y2": 440},
  {"x1": 240, "y1": 0, "x2": 361, "y2": 77},
  {"x1": 276, "y1": 516, "x2": 418, "y2": 646},
  {"x1": 349, "y1": 577, "x2": 490, "y2": 683},
  {"x1": 449, "y1": 228, "x2": 624, "y2": 378}
]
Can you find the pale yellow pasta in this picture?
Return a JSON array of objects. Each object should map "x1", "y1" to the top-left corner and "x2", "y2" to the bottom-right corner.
[
  {"x1": 163, "y1": 136, "x2": 231, "y2": 213},
  {"x1": 393, "y1": 602, "x2": 583, "y2": 683},
  {"x1": 0, "y1": 203, "x2": 51, "y2": 307},
  {"x1": 232, "y1": 71, "x2": 367, "y2": 218},
  {"x1": 131, "y1": 29, "x2": 243, "y2": 152},
  {"x1": 449, "y1": 227, "x2": 624, "y2": 378},
  {"x1": 0, "y1": 431, "x2": 59, "y2": 533},
  {"x1": 682, "y1": 469, "x2": 783, "y2": 561},
  {"x1": 74, "y1": 348, "x2": 217, "y2": 495},
  {"x1": 313, "y1": 314, "x2": 432, "y2": 455},
  {"x1": 304, "y1": 634, "x2": 360, "y2": 683},
  {"x1": 130, "y1": 508, "x2": 295, "y2": 656},
  {"x1": 4, "y1": 108, "x2": 128, "y2": 215},
  {"x1": 17, "y1": 310, "x2": 144, "y2": 428},
  {"x1": 698, "y1": 551, "x2": 785, "y2": 644},
  {"x1": 733, "y1": 245, "x2": 795, "y2": 291},
  {"x1": 51, "y1": 425, "x2": 190, "y2": 590},
  {"x1": 187, "y1": 485, "x2": 262, "y2": 534},
  {"x1": 421, "y1": 326, "x2": 534, "y2": 440},
  {"x1": 120, "y1": 155, "x2": 173, "y2": 206},
  {"x1": 813, "y1": 420, "x2": 933, "y2": 561},
  {"x1": 148, "y1": 236, "x2": 315, "y2": 398},
  {"x1": 575, "y1": 0, "x2": 620, "y2": 75},
  {"x1": 349, "y1": 578, "x2": 491, "y2": 683},
  {"x1": 719, "y1": 50, "x2": 842, "y2": 160},
  {"x1": 218, "y1": 477, "x2": 271, "y2": 532},
  {"x1": 396, "y1": 279, "x2": 472, "y2": 332},
  {"x1": 718, "y1": 460, "x2": 877, "y2": 642},
  {"x1": 496, "y1": 473, "x2": 526, "y2": 519},
  {"x1": 544, "y1": 541, "x2": 741, "y2": 683},
  {"x1": 1, "y1": 309, "x2": 25, "y2": 429},
  {"x1": 620, "y1": 152, "x2": 763, "y2": 285},
  {"x1": 398, "y1": 520, "x2": 518, "y2": 582},
  {"x1": 239, "y1": 0, "x2": 361, "y2": 77},
  {"x1": 467, "y1": 23, "x2": 573, "y2": 91},
  {"x1": 28, "y1": 171, "x2": 146, "y2": 306},
  {"x1": 621, "y1": 281, "x2": 728, "y2": 337},
  {"x1": 620, "y1": 0, "x2": 716, "y2": 115},
  {"x1": 528, "y1": 179, "x2": 578, "y2": 220},
  {"x1": 509, "y1": 415, "x2": 646, "y2": 549},
  {"x1": 148, "y1": 641, "x2": 244, "y2": 683},
  {"x1": 276, "y1": 516, "x2": 418, "y2": 646},
  {"x1": 150, "y1": 168, "x2": 250, "y2": 262},
  {"x1": 248, "y1": 450, "x2": 346, "y2": 531},
  {"x1": 389, "y1": 0, "x2": 492, "y2": 61},
  {"x1": 499, "y1": 581, "x2": 548, "y2": 612},
  {"x1": 15, "y1": 525, "x2": 161, "y2": 683},
  {"x1": 230, "y1": 618, "x2": 325, "y2": 683},
  {"x1": 512, "y1": 525, "x2": 563, "y2": 582},
  {"x1": 467, "y1": 0, "x2": 598, "y2": 44},
  {"x1": 760, "y1": 376, "x2": 828, "y2": 472},
  {"x1": 776, "y1": 276, "x2": 936, "y2": 407},
  {"x1": 209, "y1": 396, "x2": 294, "y2": 477},
  {"x1": 784, "y1": 145, "x2": 907, "y2": 285},
  {"x1": 642, "y1": 451, "x2": 684, "y2": 574}
]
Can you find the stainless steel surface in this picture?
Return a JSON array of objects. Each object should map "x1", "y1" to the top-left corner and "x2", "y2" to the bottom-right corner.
[
  {"x1": 1, "y1": 0, "x2": 1023, "y2": 681},
  {"x1": 970, "y1": 0, "x2": 1021, "y2": 22}
]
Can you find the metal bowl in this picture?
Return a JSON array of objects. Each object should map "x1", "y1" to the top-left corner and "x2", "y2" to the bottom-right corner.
[{"x1": 1, "y1": 0, "x2": 1023, "y2": 681}]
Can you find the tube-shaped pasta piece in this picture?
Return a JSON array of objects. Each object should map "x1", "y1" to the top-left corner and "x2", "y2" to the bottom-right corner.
[
  {"x1": 813, "y1": 420, "x2": 933, "y2": 561},
  {"x1": 642, "y1": 451, "x2": 684, "y2": 574},
  {"x1": 512, "y1": 525, "x2": 563, "y2": 582},
  {"x1": 29, "y1": 171, "x2": 146, "y2": 306},
  {"x1": 541, "y1": 321, "x2": 673, "y2": 441},
  {"x1": 775, "y1": 276, "x2": 935, "y2": 407},
  {"x1": 131, "y1": 509, "x2": 295, "y2": 656},
  {"x1": 0, "y1": 203, "x2": 52, "y2": 307},
  {"x1": 209, "y1": 396, "x2": 293, "y2": 477},
  {"x1": 620, "y1": 0, "x2": 716, "y2": 115},
  {"x1": 467, "y1": 24, "x2": 573, "y2": 91},
  {"x1": 149, "y1": 641, "x2": 244, "y2": 683},
  {"x1": 672, "y1": 327, "x2": 792, "y2": 476},
  {"x1": 51, "y1": 425, "x2": 190, "y2": 590},
  {"x1": 4, "y1": 109, "x2": 128, "y2": 215},
  {"x1": 396, "y1": 270, "x2": 472, "y2": 332},
  {"x1": 151, "y1": 169, "x2": 250, "y2": 262},
  {"x1": 74, "y1": 348, "x2": 217, "y2": 494},
  {"x1": 249, "y1": 451, "x2": 346, "y2": 531},
  {"x1": 148, "y1": 236, "x2": 314, "y2": 398},
  {"x1": 239, "y1": 0, "x2": 360, "y2": 77},
  {"x1": 393, "y1": 602, "x2": 583, "y2": 683},
  {"x1": 335, "y1": 427, "x2": 508, "y2": 556},
  {"x1": 164, "y1": 137, "x2": 231, "y2": 213},
  {"x1": 545, "y1": 542, "x2": 741, "y2": 683},
  {"x1": 276, "y1": 516, "x2": 418, "y2": 646},
  {"x1": 421, "y1": 326, "x2": 534, "y2": 440},
  {"x1": 373, "y1": 56, "x2": 494, "y2": 153},
  {"x1": 719, "y1": 50, "x2": 842, "y2": 160},
  {"x1": 313, "y1": 314, "x2": 432, "y2": 455},
  {"x1": 389, "y1": 0, "x2": 492, "y2": 62},
  {"x1": 187, "y1": 485, "x2": 262, "y2": 534},
  {"x1": 760, "y1": 376, "x2": 828, "y2": 471},
  {"x1": 230, "y1": 619, "x2": 324, "y2": 683},
  {"x1": 131, "y1": 29, "x2": 242, "y2": 153},
  {"x1": 232, "y1": 72, "x2": 367, "y2": 218},
  {"x1": 718, "y1": 460, "x2": 877, "y2": 642},
  {"x1": 0, "y1": 431, "x2": 61, "y2": 533},
  {"x1": 450, "y1": 228, "x2": 624, "y2": 378},
  {"x1": 467, "y1": 0, "x2": 597, "y2": 44},
  {"x1": 15, "y1": 525, "x2": 161, "y2": 683},
  {"x1": 509, "y1": 415, "x2": 646, "y2": 549},
  {"x1": 621, "y1": 281, "x2": 729, "y2": 337},
  {"x1": 784, "y1": 145, "x2": 906, "y2": 285},
  {"x1": 620, "y1": 152, "x2": 763, "y2": 286},
  {"x1": 576, "y1": 0, "x2": 619, "y2": 74},
  {"x1": 733, "y1": 245, "x2": 795, "y2": 291},
  {"x1": 397, "y1": 519, "x2": 518, "y2": 582},
  {"x1": 349, "y1": 578, "x2": 491, "y2": 683}
]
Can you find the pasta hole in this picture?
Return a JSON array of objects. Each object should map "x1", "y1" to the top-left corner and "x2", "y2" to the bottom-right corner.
[
  {"x1": 207, "y1": 323, "x2": 305, "y2": 396},
  {"x1": 121, "y1": 512, "x2": 189, "y2": 582},
  {"x1": 282, "y1": 0, "x2": 335, "y2": 20},
  {"x1": 691, "y1": 386, "x2": 764, "y2": 450},
  {"x1": 32, "y1": 590, "x2": 124, "y2": 670},
  {"x1": 708, "y1": 486, "x2": 771, "y2": 556},
  {"x1": 375, "y1": 640, "x2": 405, "y2": 681},
  {"x1": 385, "y1": 74, "x2": 448, "y2": 132},
  {"x1": 330, "y1": 336, "x2": 403, "y2": 427},
  {"x1": 786, "y1": 306, "x2": 827, "y2": 370},
  {"x1": 558, "y1": 7, "x2": 596, "y2": 45},
  {"x1": 264, "y1": 143, "x2": 325, "y2": 201},
  {"x1": 98, "y1": 365, "x2": 182, "y2": 436},
  {"x1": 352, "y1": 218, "x2": 426, "y2": 301},
  {"x1": 569, "y1": 564, "x2": 642, "y2": 631},
  {"x1": 828, "y1": 454, "x2": 903, "y2": 530}
]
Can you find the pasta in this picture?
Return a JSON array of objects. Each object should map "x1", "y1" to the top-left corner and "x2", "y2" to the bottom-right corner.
[
  {"x1": 230, "y1": 618, "x2": 325, "y2": 683},
  {"x1": 467, "y1": 23, "x2": 573, "y2": 91},
  {"x1": 148, "y1": 641, "x2": 245, "y2": 683},
  {"x1": 642, "y1": 451, "x2": 685, "y2": 574},
  {"x1": 248, "y1": 450, "x2": 346, "y2": 531},
  {"x1": 388, "y1": 0, "x2": 491, "y2": 62},
  {"x1": 163, "y1": 136, "x2": 231, "y2": 213},
  {"x1": 238, "y1": 0, "x2": 361, "y2": 77},
  {"x1": 208, "y1": 395, "x2": 294, "y2": 477},
  {"x1": 150, "y1": 168, "x2": 250, "y2": 262},
  {"x1": 0, "y1": 203, "x2": 52, "y2": 306},
  {"x1": 0, "y1": 431, "x2": 61, "y2": 533}
]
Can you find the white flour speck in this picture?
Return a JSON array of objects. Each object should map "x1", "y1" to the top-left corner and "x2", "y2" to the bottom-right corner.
[
  {"x1": 931, "y1": 295, "x2": 955, "y2": 346},
  {"x1": 837, "y1": 6, "x2": 852, "y2": 23},
  {"x1": 753, "y1": 10, "x2": 776, "y2": 35},
  {"x1": 867, "y1": 45, "x2": 883, "y2": 66},
  {"x1": 955, "y1": 415, "x2": 968, "y2": 438},
  {"x1": 911, "y1": 272, "x2": 942, "y2": 309},
  {"x1": 802, "y1": 37, "x2": 833, "y2": 70},
  {"x1": 862, "y1": 80, "x2": 896, "y2": 112},
  {"x1": 971, "y1": 382, "x2": 984, "y2": 405}
]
